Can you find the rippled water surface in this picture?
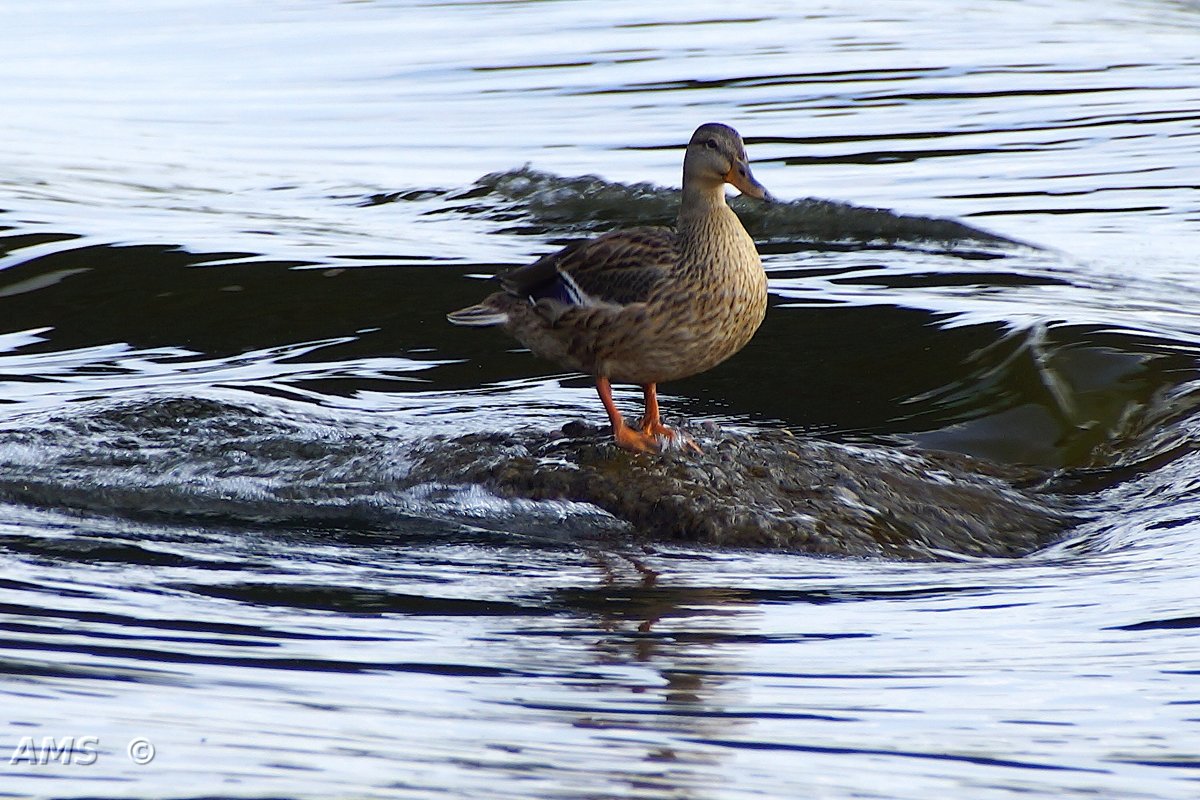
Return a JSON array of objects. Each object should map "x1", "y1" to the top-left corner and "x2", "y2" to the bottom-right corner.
[{"x1": 3, "y1": 1, "x2": 1200, "y2": 797}]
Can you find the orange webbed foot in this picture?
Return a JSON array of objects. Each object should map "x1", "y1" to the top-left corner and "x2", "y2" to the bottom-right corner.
[
  {"x1": 635, "y1": 418, "x2": 702, "y2": 454},
  {"x1": 635, "y1": 382, "x2": 702, "y2": 453},
  {"x1": 597, "y1": 377, "x2": 702, "y2": 455},
  {"x1": 612, "y1": 423, "x2": 664, "y2": 454}
]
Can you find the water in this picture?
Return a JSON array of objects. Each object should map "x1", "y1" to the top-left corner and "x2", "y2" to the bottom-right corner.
[{"x1": 2, "y1": 0, "x2": 1200, "y2": 796}]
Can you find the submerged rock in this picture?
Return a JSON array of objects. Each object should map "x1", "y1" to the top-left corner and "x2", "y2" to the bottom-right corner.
[{"x1": 408, "y1": 422, "x2": 1072, "y2": 560}]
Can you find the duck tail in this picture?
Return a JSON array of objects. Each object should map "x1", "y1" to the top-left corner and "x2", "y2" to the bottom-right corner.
[{"x1": 447, "y1": 302, "x2": 509, "y2": 327}]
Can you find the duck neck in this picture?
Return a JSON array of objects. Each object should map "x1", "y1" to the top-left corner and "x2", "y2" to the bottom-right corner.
[
  {"x1": 674, "y1": 181, "x2": 758, "y2": 280},
  {"x1": 677, "y1": 183, "x2": 735, "y2": 240}
]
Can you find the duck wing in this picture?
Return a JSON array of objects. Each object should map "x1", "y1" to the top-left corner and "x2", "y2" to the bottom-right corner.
[{"x1": 502, "y1": 227, "x2": 677, "y2": 308}]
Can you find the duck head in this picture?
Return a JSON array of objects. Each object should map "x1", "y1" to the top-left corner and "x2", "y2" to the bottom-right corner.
[{"x1": 683, "y1": 122, "x2": 772, "y2": 201}]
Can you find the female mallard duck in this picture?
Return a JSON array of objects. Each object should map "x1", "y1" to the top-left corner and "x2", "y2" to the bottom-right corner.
[{"x1": 448, "y1": 122, "x2": 771, "y2": 453}]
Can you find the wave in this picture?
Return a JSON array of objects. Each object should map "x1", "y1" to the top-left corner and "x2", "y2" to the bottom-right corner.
[
  {"x1": 0, "y1": 392, "x2": 1073, "y2": 560},
  {"x1": 0, "y1": 368, "x2": 1195, "y2": 559},
  {"x1": 0, "y1": 394, "x2": 620, "y2": 540},
  {"x1": 406, "y1": 166, "x2": 1025, "y2": 249}
]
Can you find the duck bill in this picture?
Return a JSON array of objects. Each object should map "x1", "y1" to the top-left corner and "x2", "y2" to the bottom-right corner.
[{"x1": 726, "y1": 160, "x2": 772, "y2": 201}]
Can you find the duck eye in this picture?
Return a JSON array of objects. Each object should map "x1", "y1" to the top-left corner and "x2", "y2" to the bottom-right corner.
[{"x1": 704, "y1": 139, "x2": 719, "y2": 151}]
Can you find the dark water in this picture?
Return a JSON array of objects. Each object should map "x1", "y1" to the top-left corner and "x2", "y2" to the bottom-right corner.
[{"x1": 3, "y1": 1, "x2": 1200, "y2": 797}]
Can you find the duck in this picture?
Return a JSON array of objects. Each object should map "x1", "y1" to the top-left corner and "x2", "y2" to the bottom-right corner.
[{"x1": 447, "y1": 122, "x2": 771, "y2": 454}]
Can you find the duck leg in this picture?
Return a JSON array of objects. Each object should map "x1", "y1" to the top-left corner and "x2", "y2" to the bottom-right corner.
[
  {"x1": 638, "y1": 383, "x2": 701, "y2": 453},
  {"x1": 637, "y1": 383, "x2": 668, "y2": 438},
  {"x1": 596, "y1": 377, "x2": 661, "y2": 453}
]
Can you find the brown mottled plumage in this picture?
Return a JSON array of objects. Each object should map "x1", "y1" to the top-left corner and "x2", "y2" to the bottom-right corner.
[{"x1": 448, "y1": 123, "x2": 771, "y2": 453}]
